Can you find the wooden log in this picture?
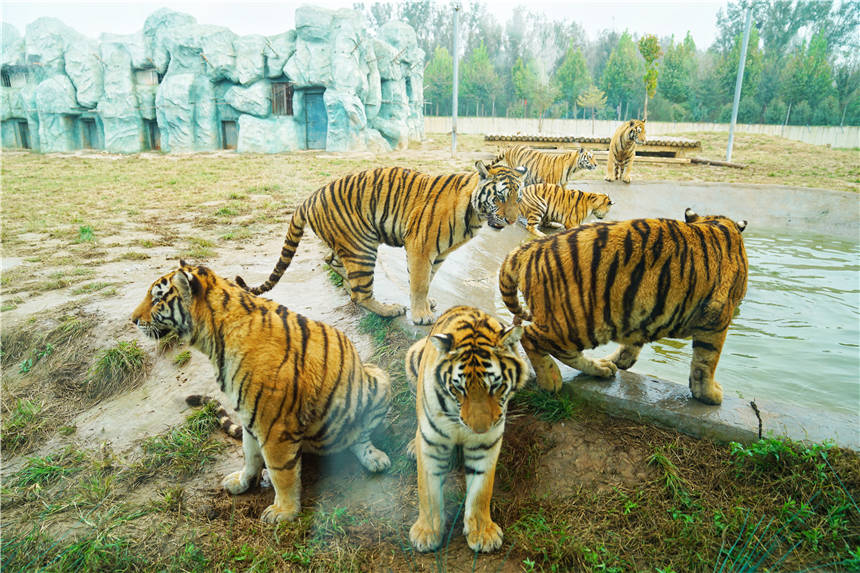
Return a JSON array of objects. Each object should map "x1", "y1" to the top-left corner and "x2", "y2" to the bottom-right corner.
[{"x1": 690, "y1": 157, "x2": 747, "y2": 169}]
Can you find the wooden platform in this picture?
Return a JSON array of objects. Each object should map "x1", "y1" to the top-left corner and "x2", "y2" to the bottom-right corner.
[{"x1": 485, "y1": 133, "x2": 702, "y2": 158}]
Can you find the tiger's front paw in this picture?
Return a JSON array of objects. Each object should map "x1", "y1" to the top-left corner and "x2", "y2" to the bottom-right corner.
[
  {"x1": 411, "y1": 305, "x2": 436, "y2": 325},
  {"x1": 351, "y1": 443, "x2": 391, "y2": 473},
  {"x1": 260, "y1": 502, "x2": 299, "y2": 523},
  {"x1": 622, "y1": 175, "x2": 632, "y2": 184},
  {"x1": 464, "y1": 517, "x2": 503, "y2": 553},
  {"x1": 585, "y1": 358, "x2": 618, "y2": 378},
  {"x1": 410, "y1": 520, "x2": 443, "y2": 552},
  {"x1": 222, "y1": 470, "x2": 255, "y2": 495}
]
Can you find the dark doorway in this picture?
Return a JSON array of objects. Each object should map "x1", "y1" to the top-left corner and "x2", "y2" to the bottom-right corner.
[
  {"x1": 16, "y1": 120, "x2": 30, "y2": 149},
  {"x1": 304, "y1": 89, "x2": 327, "y2": 150},
  {"x1": 221, "y1": 120, "x2": 237, "y2": 150},
  {"x1": 144, "y1": 119, "x2": 160, "y2": 150},
  {"x1": 81, "y1": 118, "x2": 98, "y2": 149}
]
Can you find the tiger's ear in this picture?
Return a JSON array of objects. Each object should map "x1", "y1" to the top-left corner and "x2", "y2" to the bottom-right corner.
[
  {"x1": 684, "y1": 208, "x2": 699, "y2": 223},
  {"x1": 172, "y1": 268, "x2": 194, "y2": 305},
  {"x1": 430, "y1": 333, "x2": 454, "y2": 354},
  {"x1": 475, "y1": 160, "x2": 490, "y2": 178},
  {"x1": 628, "y1": 120, "x2": 635, "y2": 126},
  {"x1": 737, "y1": 219, "x2": 748, "y2": 232},
  {"x1": 498, "y1": 325, "x2": 523, "y2": 348}
]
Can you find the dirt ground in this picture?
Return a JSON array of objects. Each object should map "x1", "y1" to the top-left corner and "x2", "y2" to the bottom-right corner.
[{"x1": 2, "y1": 135, "x2": 857, "y2": 571}]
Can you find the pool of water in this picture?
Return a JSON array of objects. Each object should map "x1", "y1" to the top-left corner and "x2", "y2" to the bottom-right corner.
[{"x1": 637, "y1": 228, "x2": 860, "y2": 417}]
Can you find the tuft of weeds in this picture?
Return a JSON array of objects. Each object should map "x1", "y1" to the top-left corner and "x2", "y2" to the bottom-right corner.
[
  {"x1": 12, "y1": 446, "x2": 87, "y2": 488},
  {"x1": 647, "y1": 444, "x2": 689, "y2": 500},
  {"x1": 71, "y1": 281, "x2": 114, "y2": 295},
  {"x1": 358, "y1": 312, "x2": 396, "y2": 348},
  {"x1": 157, "y1": 330, "x2": 181, "y2": 353},
  {"x1": 325, "y1": 264, "x2": 344, "y2": 287},
  {"x1": 173, "y1": 349, "x2": 191, "y2": 367},
  {"x1": 86, "y1": 340, "x2": 147, "y2": 401},
  {"x1": 181, "y1": 237, "x2": 215, "y2": 259},
  {"x1": 118, "y1": 251, "x2": 150, "y2": 261},
  {"x1": 132, "y1": 402, "x2": 225, "y2": 482},
  {"x1": 76, "y1": 225, "x2": 95, "y2": 242},
  {"x1": 513, "y1": 387, "x2": 578, "y2": 422}
]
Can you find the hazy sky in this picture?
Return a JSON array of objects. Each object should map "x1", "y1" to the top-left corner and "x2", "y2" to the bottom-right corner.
[{"x1": 2, "y1": 1, "x2": 727, "y2": 49}]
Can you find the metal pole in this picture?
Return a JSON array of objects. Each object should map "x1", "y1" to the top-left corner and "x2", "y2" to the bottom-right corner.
[
  {"x1": 726, "y1": 4, "x2": 752, "y2": 162},
  {"x1": 451, "y1": 3, "x2": 460, "y2": 157}
]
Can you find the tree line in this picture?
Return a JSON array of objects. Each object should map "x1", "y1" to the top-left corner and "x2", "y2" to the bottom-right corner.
[{"x1": 353, "y1": 0, "x2": 860, "y2": 126}]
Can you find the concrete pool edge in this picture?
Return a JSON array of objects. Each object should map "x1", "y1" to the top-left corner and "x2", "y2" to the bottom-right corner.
[{"x1": 395, "y1": 319, "x2": 860, "y2": 452}]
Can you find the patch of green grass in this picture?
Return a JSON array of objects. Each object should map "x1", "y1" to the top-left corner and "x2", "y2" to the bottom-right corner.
[
  {"x1": 71, "y1": 281, "x2": 113, "y2": 295},
  {"x1": 514, "y1": 387, "x2": 578, "y2": 422},
  {"x1": 133, "y1": 403, "x2": 225, "y2": 481},
  {"x1": 647, "y1": 445, "x2": 689, "y2": 499},
  {"x1": 76, "y1": 225, "x2": 95, "y2": 243},
  {"x1": 215, "y1": 206, "x2": 238, "y2": 217},
  {"x1": 139, "y1": 239, "x2": 155, "y2": 248},
  {"x1": 12, "y1": 446, "x2": 87, "y2": 488},
  {"x1": 86, "y1": 340, "x2": 147, "y2": 400},
  {"x1": 173, "y1": 350, "x2": 191, "y2": 367},
  {"x1": 220, "y1": 227, "x2": 253, "y2": 241},
  {"x1": 358, "y1": 313, "x2": 395, "y2": 347},
  {"x1": 181, "y1": 237, "x2": 215, "y2": 259},
  {"x1": 0, "y1": 399, "x2": 46, "y2": 453},
  {"x1": 325, "y1": 264, "x2": 344, "y2": 287}
]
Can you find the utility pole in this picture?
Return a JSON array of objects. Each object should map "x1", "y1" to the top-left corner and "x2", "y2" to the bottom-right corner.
[
  {"x1": 451, "y1": 2, "x2": 460, "y2": 156},
  {"x1": 726, "y1": 4, "x2": 752, "y2": 162}
]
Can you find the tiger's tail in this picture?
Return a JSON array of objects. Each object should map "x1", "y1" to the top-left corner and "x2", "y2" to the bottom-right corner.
[
  {"x1": 186, "y1": 395, "x2": 242, "y2": 439},
  {"x1": 236, "y1": 202, "x2": 308, "y2": 295},
  {"x1": 498, "y1": 247, "x2": 532, "y2": 322},
  {"x1": 489, "y1": 148, "x2": 507, "y2": 166}
]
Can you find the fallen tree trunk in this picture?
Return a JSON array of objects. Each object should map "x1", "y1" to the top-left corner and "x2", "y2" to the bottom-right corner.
[{"x1": 690, "y1": 157, "x2": 747, "y2": 169}]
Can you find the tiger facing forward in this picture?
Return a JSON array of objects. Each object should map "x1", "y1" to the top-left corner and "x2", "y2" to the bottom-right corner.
[
  {"x1": 131, "y1": 262, "x2": 391, "y2": 523},
  {"x1": 236, "y1": 162, "x2": 527, "y2": 325},
  {"x1": 519, "y1": 184, "x2": 613, "y2": 238},
  {"x1": 490, "y1": 144, "x2": 598, "y2": 187},
  {"x1": 605, "y1": 119, "x2": 646, "y2": 183},
  {"x1": 405, "y1": 306, "x2": 527, "y2": 553},
  {"x1": 498, "y1": 209, "x2": 748, "y2": 405}
]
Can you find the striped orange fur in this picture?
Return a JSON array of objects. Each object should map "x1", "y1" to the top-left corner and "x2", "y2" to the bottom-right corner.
[
  {"x1": 605, "y1": 119, "x2": 646, "y2": 183},
  {"x1": 498, "y1": 208, "x2": 748, "y2": 405},
  {"x1": 519, "y1": 184, "x2": 613, "y2": 237},
  {"x1": 490, "y1": 144, "x2": 597, "y2": 187}
]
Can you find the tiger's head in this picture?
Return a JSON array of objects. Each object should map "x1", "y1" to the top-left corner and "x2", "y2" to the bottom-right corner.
[
  {"x1": 684, "y1": 208, "x2": 747, "y2": 232},
  {"x1": 131, "y1": 260, "x2": 206, "y2": 341},
  {"x1": 429, "y1": 312, "x2": 527, "y2": 434},
  {"x1": 473, "y1": 160, "x2": 527, "y2": 226},
  {"x1": 587, "y1": 191, "x2": 613, "y2": 220},
  {"x1": 576, "y1": 148, "x2": 598, "y2": 171},
  {"x1": 627, "y1": 120, "x2": 646, "y2": 145}
]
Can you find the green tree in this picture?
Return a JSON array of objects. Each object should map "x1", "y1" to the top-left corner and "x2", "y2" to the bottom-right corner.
[
  {"x1": 659, "y1": 33, "x2": 696, "y2": 105},
  {"x1": 600, "y1": 31, "x2": 644, "y2": 119},
  {"x1": 512, "y1": 57, "x2": 539, "y2": 116},
  {"x1": 781, "y1": 32, "x2": 836, "y2": 122},
  {"x1": 577, "y1": 85, "x2": 607, "y2": 134},
  {"x1": 423, "y1": 46, "x2": 452, "y2": 116},
  {"x1": 637, "y1": 34, "x2": 663, "y2": 120},
  {"x1": 554, "y1": 43, "x2": 592, "y2": 118},
  {"x1": 715, "y1": 26, "x2": 763, "y2": 111},
  {"x1": 460, "y1": 41, "x2": 501, "y2": 116},
  {"x1": 833, "y1": 59, "x2": 859, "y2": 126}
]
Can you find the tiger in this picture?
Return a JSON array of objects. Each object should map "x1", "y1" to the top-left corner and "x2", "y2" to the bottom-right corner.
[
  {"x1": 518, "y1": 184, "x2": 613, "y2": 238},
  {"x1": 605, "y1": 119, "x2": 646, "y2": 184},
  {"x1": 131, "y1": 261, "x2": 391, "y2": 523},
  {"x1": 490, "y1": 144, "x2": 598, "y2": 187},
  {"x1": 498, "y1": 208, "x2": 748, "y2": 405},
  {"x1": 236, "y1": 162, "x2": 527, "y2": 325},
  {"x1": 404, "y1": 305, "x2": 528, "y2": 553}
]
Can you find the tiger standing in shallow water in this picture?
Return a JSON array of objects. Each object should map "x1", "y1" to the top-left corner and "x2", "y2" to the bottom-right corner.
[
  {"x1": 605, "y1": 119, "x2": 646, "y2": 183},
  {"x1": 498, "y1": 209, "x2": 748, "y2": 405},
  {"x1": 236, "y1": 162, "x2": 526, "y2": 325},
  {"x1": 131, "y1": 261, "x2": 391, "y2": 523},
  {"x1": 519, "y1": 184, "x2": 613, "y2": 237},
  {"x1": 405, "y1": 306, "x2": 527, "y2": 553}
]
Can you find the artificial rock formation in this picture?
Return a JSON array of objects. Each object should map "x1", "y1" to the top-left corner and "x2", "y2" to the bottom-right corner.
[{"x1": 0, "y1": 7, "x2": 424, "y2": 153}]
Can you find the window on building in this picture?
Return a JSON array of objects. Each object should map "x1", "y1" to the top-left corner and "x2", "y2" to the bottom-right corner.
[
  {"x1": 135, "y1": 69, "x2": 160, "y2": 86},
  {"x1": 271, "y1": 81, "x2": 294, "y2": 116},
  {"x1": 1, "y1": 70, "x2": 10, "y2": 87}
]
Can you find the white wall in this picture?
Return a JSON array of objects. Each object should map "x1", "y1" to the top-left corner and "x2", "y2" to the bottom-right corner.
[{"x1": 424, "y1": 117, "x2": 860, "y2": 149}]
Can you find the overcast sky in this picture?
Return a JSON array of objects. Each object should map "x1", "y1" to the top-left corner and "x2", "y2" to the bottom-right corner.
[{"x1": 2, "y1": 1, "x2": 727, "y2": 49}]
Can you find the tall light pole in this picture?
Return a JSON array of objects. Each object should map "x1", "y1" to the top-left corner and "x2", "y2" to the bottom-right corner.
[
  {"x1": 451, "y1": 3, "x2": 460, "y2": 156},
  {"x1": 726, "y1": 4, "x2": 752, "y2": 162}
]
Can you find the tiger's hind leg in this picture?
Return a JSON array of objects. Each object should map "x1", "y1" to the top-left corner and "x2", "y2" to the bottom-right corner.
[
  {"x1": 521, "y1": 325, "x2": 563, "y2": 391},
  {"x1": 604, "y1": 343, "x2": 643, "y2": 370},
  {"x1": 553, "y1": 347, "x2": 618, "y2": 378},
  {"x1": 348, "y1": 364, "x2": 392, "y2": 472},
  {"x1": 410, "y1": 429, "x2": 453, "y2": 552},
  {"x1": 689, "y1": 329, "x2": 728, "y2": 405},
  {"x1": 324, "y1": 251, "x2": 348, "y2": 282},
  {"x1": 338, "y1": 246, "x2": 407, "y2": 318}
]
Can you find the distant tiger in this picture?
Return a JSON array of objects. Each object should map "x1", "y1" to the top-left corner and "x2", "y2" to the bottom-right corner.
[
  {"x1": 490, "y1": 144, "x2": 597, "y2": 187},
  {"x1": 605, "y1": 119, "x2": 646, "y2": 183},
  {"x1": 498, "y1": 209, "x2": 748, "y2": 405},
  {"x1": 518, "y1": 184, "x2": 613, "y2": 237},
  {"x1": 132, "y1": 261, "x2": 391, "y2": 523},
  {"x1": 236, "y1": 162, "x2": 526, "y2": 325},
  {"x1": 405, "y1": 306, "x2": 527, "y2": 553}
]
